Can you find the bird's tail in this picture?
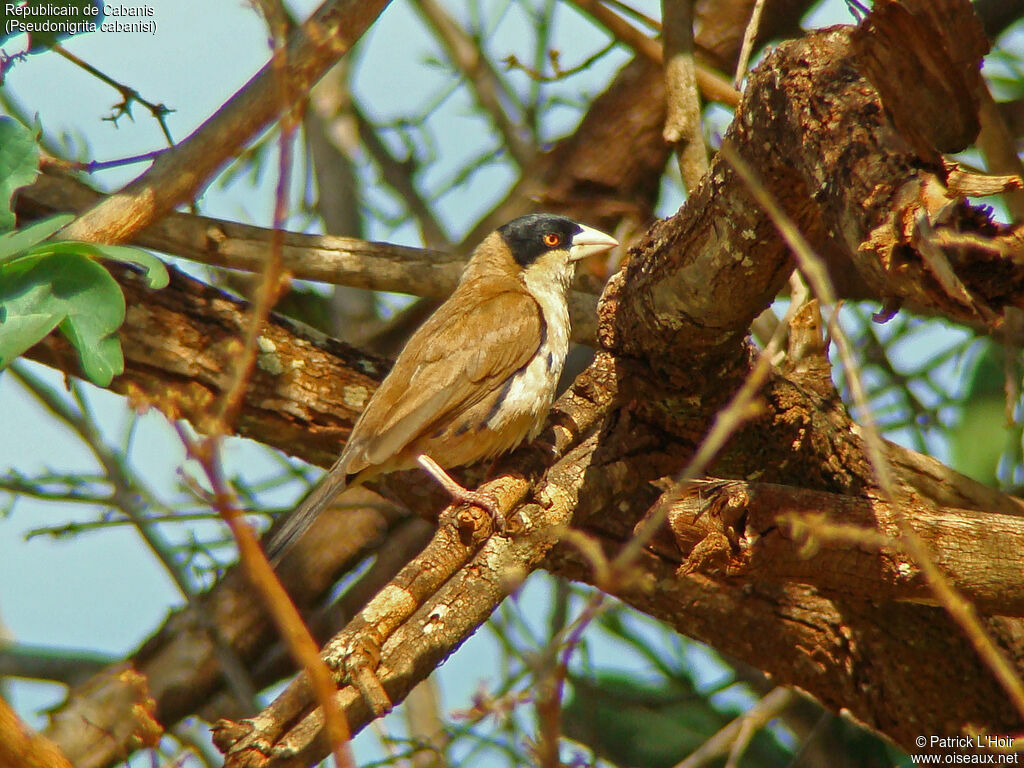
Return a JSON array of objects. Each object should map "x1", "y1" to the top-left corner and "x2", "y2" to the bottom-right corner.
[{"x1": 265, "y1": 465, "x2": 350, "y2": 563}]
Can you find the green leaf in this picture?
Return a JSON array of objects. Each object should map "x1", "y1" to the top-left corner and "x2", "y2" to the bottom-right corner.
[
  {"x1": 43, "y1": 241, "x2": 169, "y2": 289},
  {"x1": 0, "y1": 214, "x2": 74, "y2": 262},
  {"x1": 0, "y1": 251, "x2": 125, "y2": 386},
  {"x1": 0, "y1": 117, "x2": 40, "y2": 232}
]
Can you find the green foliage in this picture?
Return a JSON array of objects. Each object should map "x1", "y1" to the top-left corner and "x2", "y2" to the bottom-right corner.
[
  {"x1": 0, "y1": 215, "x2": 169, "y2": 386},
  {"x1": 0, "y1": 1, "x2": 103, "y2": 51},
  {"x1": 0, "y1": 116, "x2": 39, "y2": 231},
  {"x1": 0, "y1": 117, "x2": 169, "y2": 387}
]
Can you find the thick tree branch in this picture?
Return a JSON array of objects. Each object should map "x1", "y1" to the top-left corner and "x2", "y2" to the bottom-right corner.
[
  {"x1": 546, "y1": 541, "x2": 1024, "y2": 754},
  {"x1": 215, "y1": 355, "x2": 620, "y2": 767},
  {"x1": 25, "y1": 265, "x2": 387, "y2": 470},
  {"x1": 655, "y1": 479, "x2": 1024, "y2": 615}
]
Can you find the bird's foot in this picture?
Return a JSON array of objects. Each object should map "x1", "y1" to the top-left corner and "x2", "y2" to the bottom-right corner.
[{"x1": 416, "y1": 454, "x2": 505, "y2": 532}]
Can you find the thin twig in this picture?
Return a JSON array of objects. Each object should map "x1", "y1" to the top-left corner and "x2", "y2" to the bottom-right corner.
[
  {"x1": 213, "y1": 118, "x2": 293, "y2": 437},
  {"x1": 720, "y1": 140, "x2": 1024, "y2": 721},
  {"x1": 502, "y1": 41, "x2": 618, "y2": 84},
  {"x1": 177, "y1": 425, "x2": 356, "y2": 768},
  {"x1": 525, "y1": 0, "x2": 555, "y2": 143},
  {"x1": 601, "y1": 0, "x2": 661, "y2": 30},
  {"x1": 412, "y1": 0, "x2": 534, "y2": 167},
  {"x1": 673, "y1": 687, "x2": 798, "y2": 768},
  {"x1": 351, "y1": 101, "x2": 451, "y2": 248},
  {"x1": 733, "y1": 0, "x2": 768, "y2": 88},
  {"x1": 565, "y1": 0, "x2": 740, "y2": 106},
  {"x1": 534, "y1": 591, "x2": 607, "y2": 767},
  {"x1": 52, "y1": 43, "x2": 175, "y2": 145},
  {"x1": 661, "y1": 0, "x2": 709, "y2": 192}
]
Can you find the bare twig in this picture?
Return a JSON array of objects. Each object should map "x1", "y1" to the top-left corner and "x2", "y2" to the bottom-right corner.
[
  {"x1": 213, "y1": 38, "x2": 295, "y2": 435},
  {"x1": 412, "y1": 0, "x2": 534, "y2": 167},
  {"x1": 51, "y1": 43, "x2": 175, "y2": 145},
  {"x1": 58, "y1": 0, "x2": 391, "y2": 245},
  {"x1": 533, "y1": 592, "x2": 607, "y2": 767},
  {"x1": 502, "y1": 41, "x2": 618, "y2": 84},
  {"x1": 351, "y1": 102, "x2": 451, "y2": 248},
  {"x1": 661, "y1": 0, "x2": 709, "y2": 191},
  {"x1": 179, "y1": 425, "x2": 355, "y2": 768},
  {"x1": 601, "y1": 0, "x2": 661, "y2": 30},
  {"x1": 566, "y1": 0, "x2": 740, "y2": 106},
  {"x1": 733, "y1": 0, "x2": 767, "y2": 88},
  {"x1": 306, "y1": 64, "x2": 383, "y2": 345},
  {"x1": 673, "y1": 687, "x2": 798, "y2": 768}
]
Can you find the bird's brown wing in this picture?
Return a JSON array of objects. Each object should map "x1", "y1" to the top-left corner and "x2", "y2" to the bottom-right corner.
[{"x1": 340, "y1": 285, "x2": 543, "y2": 473}]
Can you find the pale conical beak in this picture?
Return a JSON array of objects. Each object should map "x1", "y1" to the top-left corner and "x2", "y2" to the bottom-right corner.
[{"x1": 568, "y1": 224, "x2": 618, "y2": 261}]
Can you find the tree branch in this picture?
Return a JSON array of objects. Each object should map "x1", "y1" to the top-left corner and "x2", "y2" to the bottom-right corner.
[
  {"x1": 656, "y1": 479, "x2": 1024, "y2": 615},
  {"x1": 17, "y1": 168, "x2": 604, "y2": 345},
  {"x1": 58, "y1": 0, "x2": 391, "y2": 245}
]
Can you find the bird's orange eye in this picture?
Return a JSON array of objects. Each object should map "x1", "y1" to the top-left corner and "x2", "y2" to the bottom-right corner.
[{"x1": 543, "y1": 233, "x2": 561, "y2": 247}]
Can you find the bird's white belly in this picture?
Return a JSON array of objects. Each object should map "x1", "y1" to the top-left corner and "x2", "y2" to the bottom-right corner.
[{"x1": 485, "y1": 269, "x2": 571, "y2": 439}]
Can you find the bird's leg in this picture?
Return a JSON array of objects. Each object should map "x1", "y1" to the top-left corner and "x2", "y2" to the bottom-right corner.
[{"x1": 416, "y1": 454, "x2": 505, "y2": 531}]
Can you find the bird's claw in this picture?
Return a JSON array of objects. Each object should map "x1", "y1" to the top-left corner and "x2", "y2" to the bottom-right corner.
[{"x1": 451, "y1": 487, "x2": 505, "y2": 532}]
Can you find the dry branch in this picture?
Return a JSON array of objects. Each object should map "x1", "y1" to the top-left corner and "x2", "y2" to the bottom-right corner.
[
  {"x1": 215, "y1": 356, "x2": 620, "y2": 766},
  {"x1": 59, "y1": 0, "x2": 391, "y2": 245},
  {"x1": 17, "y1": 169, "x2": 608, "y2": 345},
  {"x1": 0, "y1": 696, "x2": 76, "y2": 768},
  {"x1": 25, "y1": 264, "x2": 387, "y2": 470},
  {"x1": 656, "y1": 479, "x2": 1024, "y2": 615}
]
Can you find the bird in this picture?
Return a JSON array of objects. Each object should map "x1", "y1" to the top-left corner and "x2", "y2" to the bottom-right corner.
[{"x1": 266, "y1": 214, "x2": 618, "y2": 561}]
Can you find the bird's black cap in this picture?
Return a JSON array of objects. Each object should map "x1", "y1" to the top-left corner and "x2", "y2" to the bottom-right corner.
[{"x1": 498, "y1": 214, "x2": 583, "y2": 267}]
